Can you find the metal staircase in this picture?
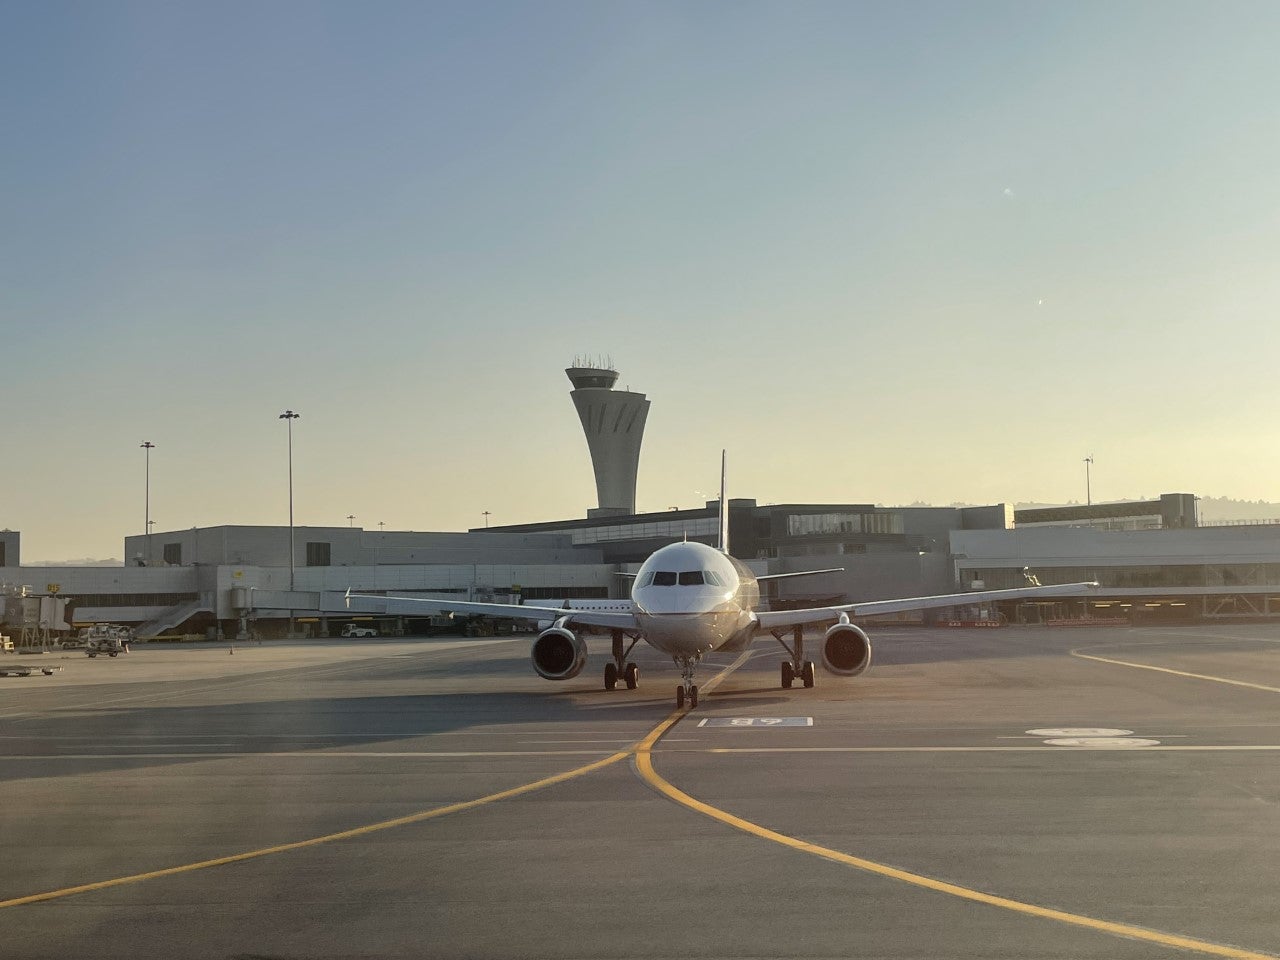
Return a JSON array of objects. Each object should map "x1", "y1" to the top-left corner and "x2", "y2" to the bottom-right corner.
[{"x1": 135, "y1": 600, "x2": 212, "y2": 640}]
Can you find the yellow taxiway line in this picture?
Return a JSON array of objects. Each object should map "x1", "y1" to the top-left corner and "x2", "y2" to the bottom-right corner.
[
  {"x1": 0, "y1": 651, "x2": 755, "y2": 910},
  {"x1": 634, "y1": 689, "x2": 1278, "y2": 959},
  {"x1": 0, "y1": 748, "x2": 631, "y2": 909},
  {"x1": 7, "y1": 645, "x2": 1279, "y2": 960}
]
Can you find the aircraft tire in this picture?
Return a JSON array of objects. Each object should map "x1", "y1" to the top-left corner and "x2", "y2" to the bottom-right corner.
[
  {"x1": 801, "y1": 661, "x2": 816, "y2": 688},
  {"x1": 676, "y1": 685, "x2": 685, "y2": 709},
  {"x1": 624, "y1": 663, "x2": 639, "y2": 689},
  {"x1": 689, "y1": 685, "x2": 699, "y2": 708},
  {"x1": 780, "y1": 661, "x2": 793, "y2": 689},
  {"x1": 604, "y1": 662, "x2": 618, "y2": 691}
]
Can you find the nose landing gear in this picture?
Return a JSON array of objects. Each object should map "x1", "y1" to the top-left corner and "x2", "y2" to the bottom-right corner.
[{"x1": 674, "y1": 656, "x2": 701, "y2": 709}]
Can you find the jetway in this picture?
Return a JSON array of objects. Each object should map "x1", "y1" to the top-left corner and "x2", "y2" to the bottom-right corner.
[{"x1": 0, "y1": 588, "x2": 71, "y2": 653}]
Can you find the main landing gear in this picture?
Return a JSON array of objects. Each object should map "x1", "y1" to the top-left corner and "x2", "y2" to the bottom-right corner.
[
  {"x1": 773, "y1": 625, "x2": 816, "y2": 690},
  {"x1": 674, "y1": 656, "x2": 700, "y2": 709},
  {"x1": 603, "y1": 630, "x2": 641, "y2": 691}
]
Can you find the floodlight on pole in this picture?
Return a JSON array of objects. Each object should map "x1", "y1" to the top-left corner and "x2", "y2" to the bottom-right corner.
[
  {"x1": 141, "y1": 442, "x2": 156, "y2": 565},
  {"x1": 279, "y1": 410, "x2": 300, "y2": 640},
  {"x1": 1084, "y1": 456, "x2": 1094, "y2": 507}
]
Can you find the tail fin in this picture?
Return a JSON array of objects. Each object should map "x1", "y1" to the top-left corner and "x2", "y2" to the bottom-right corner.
[{"x1": 718, "y1": 450, "x2": 729, "y2": 554}]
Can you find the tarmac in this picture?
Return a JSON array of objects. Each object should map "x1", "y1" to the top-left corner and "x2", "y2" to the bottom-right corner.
[{"x1": 1, "y1": 624, "x2": 1278, "y2": 959}]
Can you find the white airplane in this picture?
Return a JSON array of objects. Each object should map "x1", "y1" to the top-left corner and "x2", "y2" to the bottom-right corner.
[{"x1": 347, "y1": 455, "x2": 1096, "y2": 708}]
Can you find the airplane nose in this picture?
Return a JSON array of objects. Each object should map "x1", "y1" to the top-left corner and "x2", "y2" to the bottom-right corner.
[{"x1": 636, "y1": 589, "x2": 734, "y2": 616}]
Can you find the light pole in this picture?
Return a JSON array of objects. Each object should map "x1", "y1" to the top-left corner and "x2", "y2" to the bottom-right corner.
[
  {"x1": 482, "y1": 510, "x2": 491, "y2": 528},
  {"x1": 279, "y1": 410, "x2": 300, "y2": 637},
  {"x1": 1083, "y1": 456, "x2": 1094, "y2": 507},
  {"x1": 141, "y1": 442, "x2": 155, "y2": 565},
  {"x1": 347, "y1": 514, "x2": 355, "y2": 527}
]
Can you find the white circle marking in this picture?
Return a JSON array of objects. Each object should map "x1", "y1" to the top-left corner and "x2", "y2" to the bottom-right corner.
[{"x1": 1027, "y1": 728, "x2": 1134, "y2": 737}]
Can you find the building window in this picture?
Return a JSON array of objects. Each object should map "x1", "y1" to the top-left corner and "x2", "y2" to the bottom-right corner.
[
  {"x1": 163, "y1": 543, "x2": 182, "y2": 565},
  {"x1": 306, "y1": 542, "x2": 331, "y2": 567},
  {"x1": 785, "y1": 512, "x2": 905, "y2": 538}
]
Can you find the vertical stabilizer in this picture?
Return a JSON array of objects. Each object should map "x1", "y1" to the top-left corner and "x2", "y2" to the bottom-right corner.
[{"x1": 718, "y1": 450, "x2": 729, "y2": 555}]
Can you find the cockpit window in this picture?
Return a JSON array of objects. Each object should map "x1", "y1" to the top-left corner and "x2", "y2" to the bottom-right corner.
[
  {"x1": 637, "y1": 572, "x2": 655, "y2": 587},
  {"x1": 652, "y1": 571, "x2": 677, "y2": 586},
  {"x1": 678, "y1": 571, "x2": 704, "y2": 585},
  {"x1": 703, "y1": 569, "x2": 724, "y2": 586}
]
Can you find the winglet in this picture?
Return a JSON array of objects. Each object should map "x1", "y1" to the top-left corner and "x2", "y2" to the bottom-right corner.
[{"x1": 718, "y1": 450, "x2": 729, "y2": 554}]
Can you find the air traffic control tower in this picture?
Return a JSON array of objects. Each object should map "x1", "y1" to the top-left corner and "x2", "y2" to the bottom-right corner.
[{"x1": 567, "y1": 360, "x2": 650, "y2": 518}]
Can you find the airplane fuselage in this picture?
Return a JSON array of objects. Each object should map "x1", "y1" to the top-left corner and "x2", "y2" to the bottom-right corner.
[{"x1": 630, "y1": 541, "x2": 760, "y2": 659}]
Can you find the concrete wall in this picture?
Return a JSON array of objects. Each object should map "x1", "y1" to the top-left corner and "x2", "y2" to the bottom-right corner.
[
  {"x1": 126, "y1": 527, "x2": 602, "y2": 569},
  {"x1": 0, "y1": 565, "x2": 198, "y2": 595},
  {"x1": 768, "y1": 552, "x2": 954, "y2": 604},
  {"x1": 951, "y1": 524, "x2": 1280, "y2": 568},
  {"x1": 217, "y1": 563, "x2": 615, "y2": 619}
]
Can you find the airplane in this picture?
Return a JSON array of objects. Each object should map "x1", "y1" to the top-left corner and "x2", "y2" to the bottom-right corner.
[{"x1": 345, "y1": 454, "x2": 1097, "y2": 708}]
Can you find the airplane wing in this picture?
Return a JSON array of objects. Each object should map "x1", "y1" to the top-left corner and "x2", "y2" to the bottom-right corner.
[
  {"x1": 754, "y1": 582, "x2": 1098, "y2": 631},
  {"x1": 340, "y1": 591, "x2": 639, "y2": 631}
]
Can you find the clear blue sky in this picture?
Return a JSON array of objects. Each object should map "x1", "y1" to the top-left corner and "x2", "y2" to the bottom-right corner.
[{"x1": 4, "y1": 1, "x2": 1280, "y2": 560}]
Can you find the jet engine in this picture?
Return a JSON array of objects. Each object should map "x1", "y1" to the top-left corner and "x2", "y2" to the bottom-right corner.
[
  {"x1": 821, "y1": 622, "x2": 872, "y2": 676},
  {"x1": 531, "y1": 627, "x2": 587, "y2": 681}
]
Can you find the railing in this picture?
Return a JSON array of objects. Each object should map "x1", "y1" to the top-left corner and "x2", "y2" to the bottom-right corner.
[
  {"x1": 1198, "y1": 518, "x2": 1280, "y2": 527},
  {"x1": 135, "y1": 599, "x2": 211, "y2": 639}
]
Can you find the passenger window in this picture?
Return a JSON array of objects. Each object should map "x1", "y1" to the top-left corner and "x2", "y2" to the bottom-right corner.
[
  {"x1": 678, "y1": 571, "x2": 704, "y2": 585},
  {"x1": 653, "y1": 571, "x2": 677, "y2": 586}
]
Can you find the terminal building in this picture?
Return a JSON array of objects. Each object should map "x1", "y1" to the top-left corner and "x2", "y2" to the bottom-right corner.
[
  {"x1": 3, "y1": 363, "x2": 1280, "y2": 640},
  {"x1": 6, "y1": 491, "x2": 1280, "y2": 641}
]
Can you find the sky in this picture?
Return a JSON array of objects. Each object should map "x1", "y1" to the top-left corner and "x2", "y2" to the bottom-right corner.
[{"x1": 4, "y1": 0, "x2": 1280, "y2": 561}]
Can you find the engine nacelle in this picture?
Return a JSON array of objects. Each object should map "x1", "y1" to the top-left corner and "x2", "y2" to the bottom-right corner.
[
  {"x1": 822, "y1": 622, "x2": 872, "y2": 676},
  {"x1": 531, "y1": 627, "x2": 587, "y2": 681}
]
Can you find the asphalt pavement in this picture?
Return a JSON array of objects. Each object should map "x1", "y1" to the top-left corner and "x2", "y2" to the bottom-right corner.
[{"x1": 1, "y1": 625, "x2": 1278, "y2": 959}]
